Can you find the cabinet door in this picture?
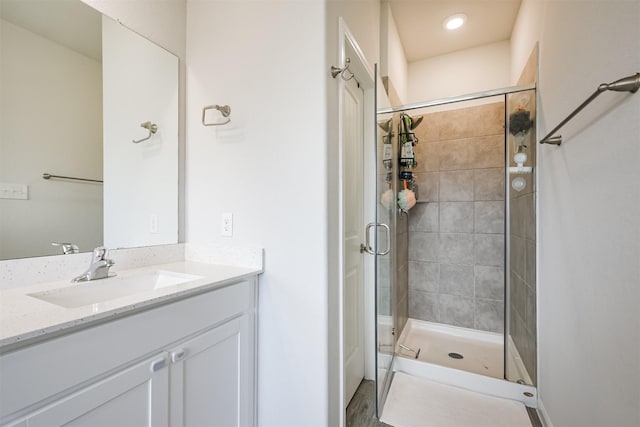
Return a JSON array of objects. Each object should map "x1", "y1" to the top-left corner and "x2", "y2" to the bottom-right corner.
[
  {"x1": 25, "y1": 354, "x2": 169, "y2": 427},
  {"x1": 169, "y1": 315, "x2": 254, "y2": 427}
]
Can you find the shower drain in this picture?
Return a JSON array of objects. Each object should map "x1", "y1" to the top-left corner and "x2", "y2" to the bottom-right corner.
[{"x1": 448, "y1": 352, "x2": 464, "y2": 359}]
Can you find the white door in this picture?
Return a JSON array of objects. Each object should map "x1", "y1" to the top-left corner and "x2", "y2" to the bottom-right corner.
[
  {"x1": 169, "y1": 316, "x2": 253, "y2": 427},
  {"x1": 24, "y1": 354, "x2": 169, "y2": 427},
  {"x1": 343, "y1": 76, "x2": 365, "y2": 406}
]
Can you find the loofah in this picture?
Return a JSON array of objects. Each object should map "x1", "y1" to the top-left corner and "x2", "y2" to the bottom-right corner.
[
  {"x1": 508, "y1": 109, "x2": 533, "y2": 136},
  {"x1": 381, "y1": 188, "x2": 394, "y2": 209},
  {"x1": 398, "y1": 188, "x2": 416, "y2": 211}
]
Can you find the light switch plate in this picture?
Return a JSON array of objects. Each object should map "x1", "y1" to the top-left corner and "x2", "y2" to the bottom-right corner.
[{"x1": 0, "y1": 183, "x2": 28, "y2": 200}]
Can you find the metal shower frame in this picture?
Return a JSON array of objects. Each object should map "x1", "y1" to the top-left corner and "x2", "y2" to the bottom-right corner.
[{"x1": 377, "y1": 82, "x2": 539, "y2": 392}]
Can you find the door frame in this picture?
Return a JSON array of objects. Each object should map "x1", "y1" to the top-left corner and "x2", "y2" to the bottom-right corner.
[{"x1": 332, "y1": 17, "x2": 376, "y2": 427}]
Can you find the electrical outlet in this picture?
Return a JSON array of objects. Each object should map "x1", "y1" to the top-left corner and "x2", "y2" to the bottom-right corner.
[
  {"x1": 150, "y1": 214, "x2": 159, "y2": 233},
  {"x1": 221, "y1": 212, "x2": 233, "y2": 237}
]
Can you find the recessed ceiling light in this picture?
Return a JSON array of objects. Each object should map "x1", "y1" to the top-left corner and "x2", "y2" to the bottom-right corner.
[{"x1": 443, "y1": 13, "x2": 467, "y2": 30}]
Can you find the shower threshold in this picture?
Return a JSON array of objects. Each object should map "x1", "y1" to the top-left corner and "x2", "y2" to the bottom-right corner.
[{"x1": 394, "y1": 318, "x2": 537, "y2": 407}]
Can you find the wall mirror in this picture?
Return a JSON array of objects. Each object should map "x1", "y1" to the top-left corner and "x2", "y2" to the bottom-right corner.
[{"x1": 0, "y1": 0, "x2": 179, "y2": 260}]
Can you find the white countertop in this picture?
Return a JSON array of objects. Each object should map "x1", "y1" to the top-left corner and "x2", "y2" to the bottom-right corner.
[{"x1": 0, "y1": 261, "x2": 261, "y2": 351}]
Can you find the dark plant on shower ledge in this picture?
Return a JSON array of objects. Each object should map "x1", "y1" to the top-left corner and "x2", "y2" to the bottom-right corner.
[{"x1": 509, "y1": 109, "x2": 534, "y2": 136}]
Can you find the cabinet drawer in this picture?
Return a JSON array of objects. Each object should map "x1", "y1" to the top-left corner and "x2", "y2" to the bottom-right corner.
[{"x1": 0, "y1": 278, "x2": 255, "y2": 421}]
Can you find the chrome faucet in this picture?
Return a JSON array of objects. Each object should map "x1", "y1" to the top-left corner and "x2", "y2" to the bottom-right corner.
[
  {"x1": 52, "y1": 242, "x2": 79, "y2": 255},
  {"x1": 72, "y1": 246, "x2": 115, "y2": 282}
]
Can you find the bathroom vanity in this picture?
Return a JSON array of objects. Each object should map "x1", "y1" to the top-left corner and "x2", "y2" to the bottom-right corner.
[{"x1": 0, "y1": 262, "x2": 259, "y2": 427}]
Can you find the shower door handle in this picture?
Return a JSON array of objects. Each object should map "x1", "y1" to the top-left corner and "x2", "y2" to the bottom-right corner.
[
  {"x1": 362, "y1": 223, "x2": 390, "y2": 256},
  {"x1": 377, "y1": 223, "x2": 391, "y2": 255}
]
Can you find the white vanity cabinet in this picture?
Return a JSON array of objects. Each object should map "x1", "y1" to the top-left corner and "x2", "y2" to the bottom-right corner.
[
  {"x1": 12, "y1": 353, "x2": 170, "y2": 427},
  {"x1": 0, "y1": 277, "x2": 257, "y2": 427},
  {"x1": 169, "y1": 315, "x2": 253, "y2": 427}
]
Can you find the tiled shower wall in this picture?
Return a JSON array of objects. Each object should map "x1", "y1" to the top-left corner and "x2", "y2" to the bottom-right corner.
[
  {"x1": 509, "y1": 124, "x2": 537, "y2": 382},
  {"x1": 408, "y1": 102, "x2": 506, "y2": 333},
  {"x1": 375, "y1": 125, "x2": 409, "y2": 333},
  {"x1": 508, "y1": 49, "x2": 538, "y2": 383},
  {"x1": 395, "y1": 211, "x2": 408, "y2": 332}
]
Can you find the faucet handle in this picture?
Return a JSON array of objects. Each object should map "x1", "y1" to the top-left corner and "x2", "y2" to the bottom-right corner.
[
  {"x1": 92, "y1": 246, "x2": 108, "y2": 262},
  {"x1": 52, "y1": 242, "x2": 79, "y2": 255}
]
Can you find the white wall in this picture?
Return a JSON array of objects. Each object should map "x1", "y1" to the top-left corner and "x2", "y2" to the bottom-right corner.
[
  {"x1": 380, "y1": 3, "x2": 408, "y2": 104},
  {"x1": 0, "y1": 19, "x2": 103, "y2": 259},
  {"x1": 325, "y1": 2, "x2": 381, "y2": 425},
  {"x1": 513, "y1": 1, "x2": 640, "y2": 425},
  {"x1": 510, "y1": 0, "x2": 545, "y2": 84},
  {"x1": 407, "y1": 40, "x2": 511, "y2": 103},
  {"x1": 102, "y1": 17, "x2": 179, "y2": 249},
  {"x1": 327, "y1": 1, "x2": 380, "y2": 75},
  {"x1": 185, "y1": 1, "x2": 328, "y2": 425},
  {"x1": 186, "y1": 1, "x2": 380, "y2": 425}
]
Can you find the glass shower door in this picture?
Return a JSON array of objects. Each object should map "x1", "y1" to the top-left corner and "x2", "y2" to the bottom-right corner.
[{"x1": 374, "y1": 73, "x2": 397, "y2": 416}]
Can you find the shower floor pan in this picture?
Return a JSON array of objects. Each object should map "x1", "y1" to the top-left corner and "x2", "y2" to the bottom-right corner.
[
  {"x1": 397, "y1": 318, "x2": 504, "y2": 378},
  {"x1": 394, "y1": 318, "x2": 537, "y2": 407}
]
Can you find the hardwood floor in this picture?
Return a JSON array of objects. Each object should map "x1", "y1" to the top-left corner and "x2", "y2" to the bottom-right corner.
[{"x1": 346, "y1": 379, "x2": 391, "y2": 427}]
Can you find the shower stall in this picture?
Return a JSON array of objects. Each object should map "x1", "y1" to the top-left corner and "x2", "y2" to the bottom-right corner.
[{"x1": 373, "y1": 85, "x2": 538, "y2": 416}]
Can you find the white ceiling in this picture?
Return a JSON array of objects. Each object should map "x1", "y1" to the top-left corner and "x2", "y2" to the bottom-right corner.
[
  {"x1": 0, "y1": 0, "x2": 521, "y2": 66},
  {"x1": 388, "y1": 0, "x2": 522, "y2": 63}
]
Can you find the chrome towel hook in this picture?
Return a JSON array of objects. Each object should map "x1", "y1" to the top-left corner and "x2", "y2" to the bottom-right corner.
[
  {"x1": 132, "y1": 121, "x2": 158, "y2": 143},
  {"x1": 202, "y1": 104, "x2": 231, "y2": 126},
  {"x1": 331, "y1": 58, "x2": 355, "y2": 82}
]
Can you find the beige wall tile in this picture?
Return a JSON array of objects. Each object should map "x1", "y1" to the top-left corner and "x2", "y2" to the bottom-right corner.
[
  {"x1": 439, "y1": 294, "x2": 474, "y2": 328},
  {"x1": 440, "y1": 170, "x2": 474, "y2": 201},
  {"x1": 474, "y1": 168, "x2": 505, "y2": 201},
  {"x1": 440, "y1": 202, "x2": 474, "y2": 233},
  {"x1": 439, "y1": 263, "x2": 474, "y2": 297},
  {"x1": 475, "y1": 299, "x2": 504, "y2": 333},
  {"x1": 409, "y1": 202, "x2": 439, "y2": 232},
  {"x1": 475, "y1": 201, "x2": 505, "y2": 234},
  {"x1": 475, "y1": 265, "x2": 504, "y2": 300},
  {"x1": 474, "y1": 135, "x2": 505, "y2": 169},
  {"x1": 439, "y1": 233, "x2": 474, "y2": 264},
  {"x1": 415, "y1": 172, "x2": 439, "y2": 202},
  {"x1": 439, "y1": 139, "x2": 475, "y2": 170},
  {"x1": 409, "y1": 261, "x2": 439, "y2": 293},
  {"x1": 414, "y1": 141, "x2": 440, "y2": 172}
]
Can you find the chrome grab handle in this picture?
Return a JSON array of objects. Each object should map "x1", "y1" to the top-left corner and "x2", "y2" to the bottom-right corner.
[
  {"x1": 362, "y1": 223, "x2": 390, "y2": 256},
  {"x1": 377, "y1": 223, "x2": 390, "y2": 256}
]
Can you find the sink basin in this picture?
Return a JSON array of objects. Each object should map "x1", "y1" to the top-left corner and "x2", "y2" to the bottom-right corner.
[{"x1": 28, "y1": 270, "x2": 204, "y2": 308}]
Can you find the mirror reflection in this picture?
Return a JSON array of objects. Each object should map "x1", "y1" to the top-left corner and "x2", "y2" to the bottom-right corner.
[{"x1": 0, "y1": 0, "x2": 179, "y2": 260}]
